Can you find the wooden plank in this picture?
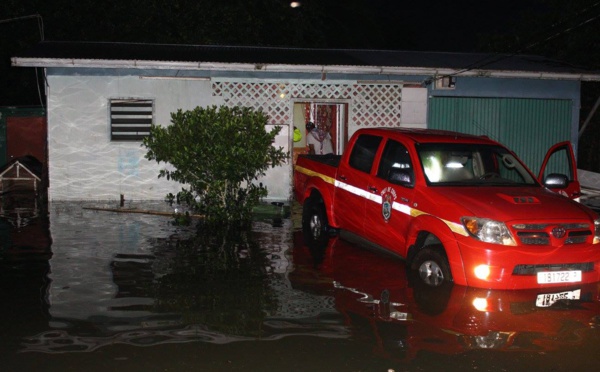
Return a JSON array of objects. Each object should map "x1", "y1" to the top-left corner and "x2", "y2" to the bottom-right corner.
[{"x1": 82, "y1": 206, "x2": 205, "y2": 219}]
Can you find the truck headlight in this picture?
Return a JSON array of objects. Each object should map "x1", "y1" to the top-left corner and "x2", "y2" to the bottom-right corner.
[
  {"x1": 462, "y1": 217, "x2": 516, "y2": 246},
  {"x1": 594, "y1": 218, "x2": 600, "y2": 244}
]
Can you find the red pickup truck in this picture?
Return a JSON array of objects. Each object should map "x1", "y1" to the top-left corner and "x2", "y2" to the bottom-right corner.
[{"x1": 293, "y1": 128, "x2": 600, "y2": 290}]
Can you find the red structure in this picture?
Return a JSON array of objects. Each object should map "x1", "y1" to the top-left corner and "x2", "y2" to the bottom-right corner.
[
  {"x1": 0, "y1": 107, "x2": 47, "y2": 196},
  {"x1": 0, "y1": 107, "x2": 46, "y2": 165}
]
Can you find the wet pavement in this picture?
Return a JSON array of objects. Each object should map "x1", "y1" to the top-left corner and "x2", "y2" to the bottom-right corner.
[{"x1": 2, "y1": 199, "x2": 600, "y2": 371}]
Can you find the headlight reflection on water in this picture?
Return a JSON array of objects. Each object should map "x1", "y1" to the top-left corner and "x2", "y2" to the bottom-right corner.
[{"x1": 460, "y1": 331, "x2": 512, "y2": 349}]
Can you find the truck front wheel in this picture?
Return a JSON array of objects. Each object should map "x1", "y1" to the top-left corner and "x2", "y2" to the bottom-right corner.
[
  {"x1": 302, "y1": 196, "x2": 328, "y2": 240},
  {"x1": 411, "y1": 246, "x2": 452, "y2": 287}
]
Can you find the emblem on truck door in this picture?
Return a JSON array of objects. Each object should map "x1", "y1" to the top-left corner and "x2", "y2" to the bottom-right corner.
[{"x1": 381, "y1": 187, "x2": 397, "y2": 222}]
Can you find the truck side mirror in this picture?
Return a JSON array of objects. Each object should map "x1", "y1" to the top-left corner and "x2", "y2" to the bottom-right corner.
[
  {"x1": 544, "y1": 173, "x2": 568, "y2": 188},
  {"x1": 389, "y1": 168, "x2": 414, "y2": 188}
]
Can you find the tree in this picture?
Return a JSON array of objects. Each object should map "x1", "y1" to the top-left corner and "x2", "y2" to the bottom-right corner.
[{"x1": 143, "y1": 105, "x2": 287, "y2": 227}]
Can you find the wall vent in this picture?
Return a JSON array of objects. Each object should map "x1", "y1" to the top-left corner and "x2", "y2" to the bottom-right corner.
[{"x1": 110, "y1": 99, "x2": 153, "y2": 141}]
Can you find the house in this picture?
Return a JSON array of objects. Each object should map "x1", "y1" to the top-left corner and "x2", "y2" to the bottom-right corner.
[
  {"x1": 0, "y1": 155, "x2": 44, "y2": 215},
  {"x1": 11, "y1": 41, "x2": 600, "y2": 202},
  {"x1": 0, "y1": 155, "x2": 42, "y2": 196}
]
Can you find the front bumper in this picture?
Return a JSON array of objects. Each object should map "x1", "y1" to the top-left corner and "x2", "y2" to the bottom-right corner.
[{"x1": 455, "y1": 238, "x2": 600, "y2": 290}]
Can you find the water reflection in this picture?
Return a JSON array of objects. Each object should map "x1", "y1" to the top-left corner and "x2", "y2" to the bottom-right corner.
[
  {"x1": 2, "y1": 201, "x2": 346, "y2": 354},
  {"x1": 0, "y1": 193, "x2": 51, "y2": 259},
  {"x1": 1, "y1": 200, "x2": 600, "y2": 366},
  {"x1": 0, "y1": 193, "x2": 52, "y2": 356},
  {"x1": 295, "y1": 232, "x2": 600, "y2": 360}
]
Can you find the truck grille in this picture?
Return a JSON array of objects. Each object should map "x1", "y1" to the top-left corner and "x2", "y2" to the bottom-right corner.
[
  {"x1": 512, "y1": 262, "x2": 594, "y2": 276},
  {"x1": 512, "y1": 223, "x2": 591, "y2": 245}
]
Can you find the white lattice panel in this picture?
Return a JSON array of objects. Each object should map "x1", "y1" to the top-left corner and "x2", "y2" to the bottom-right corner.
[
  {"x1": 213, "y1": 82, "x2": 402, "y2": 127},
  {"x1": 351, "y1": 84, "x2": 403, "y2": 127}
]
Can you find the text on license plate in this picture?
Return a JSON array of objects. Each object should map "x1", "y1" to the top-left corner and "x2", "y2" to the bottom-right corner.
[
  {"x1": 537, "y1": 270, "x2": 582, "y2": 284},
  {"x1": 536, "y1": 289, "x2": 581, "y2": 307}
]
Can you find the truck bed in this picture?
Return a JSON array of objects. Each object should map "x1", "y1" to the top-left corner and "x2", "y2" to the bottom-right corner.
[
  {"x1": 297, "y1": 153, "x2": 342, "y2": 168},
  {"x1": 294, "y1": 153, "x2": 342, "y2": 204}
]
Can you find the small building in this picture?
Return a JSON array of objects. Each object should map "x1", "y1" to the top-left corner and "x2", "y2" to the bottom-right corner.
[
  {"x1": 0, "y1": 154, "x2": 44, "y2": 219},
  {"x1": 11, "y1": 41, "x2": 600, "y2": 202},
  {"x1": 0, "y1": 155, "x2": 42, "y2": 196}
]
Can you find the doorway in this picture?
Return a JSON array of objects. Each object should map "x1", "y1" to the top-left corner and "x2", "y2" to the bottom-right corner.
[{"x1": 292, "y1": 102, "x2": 348, "y2": 162}]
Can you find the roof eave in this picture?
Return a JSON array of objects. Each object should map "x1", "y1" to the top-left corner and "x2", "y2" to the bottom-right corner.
[
  {"x1": 0, "y1": 161, "x2": 42, "y2": 181},
  {"x1": 12, "y1": 57, "x2": 600, "y2": 81}
]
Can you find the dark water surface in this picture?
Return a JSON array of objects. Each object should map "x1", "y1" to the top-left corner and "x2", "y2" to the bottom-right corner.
[{"x1": 2, "y1": 200, "x2": 600, "y2": 372}]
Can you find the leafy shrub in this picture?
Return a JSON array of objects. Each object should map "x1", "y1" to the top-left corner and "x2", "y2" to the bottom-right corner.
[{"x1": 143, "y1": 105, "x2": 287, "y2": 227}]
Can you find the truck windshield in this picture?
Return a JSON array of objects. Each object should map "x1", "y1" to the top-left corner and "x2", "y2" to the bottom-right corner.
[{"x1": 416, "y1": 143, "x2": 538, "y2": 186}]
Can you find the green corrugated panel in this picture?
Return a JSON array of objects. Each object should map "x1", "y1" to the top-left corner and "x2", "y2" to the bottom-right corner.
[
  {"x1": 429, "y1": 97, "x2": 571, "y2": 172},
  {"x1": 429, "y1": 97, "x2": 502, "y2": 139},
  {"x1": 499, "y1": 98, "x2": 571, "y2": 172}
]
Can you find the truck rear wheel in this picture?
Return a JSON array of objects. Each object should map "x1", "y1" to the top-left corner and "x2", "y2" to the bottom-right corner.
[
  {"x1": 302, "y1": 196, "x2": 328, "y2": 240},
  {"x1": 411, "y1": 245, "x2": 452, "y2": 287}
]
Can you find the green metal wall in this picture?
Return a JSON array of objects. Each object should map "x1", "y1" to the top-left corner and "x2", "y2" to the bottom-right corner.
[{"x1": 428, "y1": 97, "x2": 572, "y2": 173}]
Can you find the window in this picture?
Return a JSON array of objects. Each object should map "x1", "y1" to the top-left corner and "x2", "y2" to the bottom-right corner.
[
  {"x1": 542, "y1": 146, "x2": 573, "y2": 181},
  {"x1": 417, "y1": 143, "x2": 536, "y2": 186},
  {"x1": 348, "y1": 134, "x2": 382, "y2": 173},
  {"x1": 110, "y1": 99, "x2": 153, "y2": 141},
  {"x1": 377, "y1": 140, "x2": 414, "y2": 186}
]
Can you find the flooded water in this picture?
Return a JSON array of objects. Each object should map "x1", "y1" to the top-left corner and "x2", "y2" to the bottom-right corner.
[{"x1": 2, "y1": 199, "x2": 600, "y2": 372}]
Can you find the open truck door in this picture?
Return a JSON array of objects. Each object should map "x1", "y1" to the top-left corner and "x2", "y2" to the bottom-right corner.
[{"x1": 538, "y1": 141, "x2": 582, "y2": 201}]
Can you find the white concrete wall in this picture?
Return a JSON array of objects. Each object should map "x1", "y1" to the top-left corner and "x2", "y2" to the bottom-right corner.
[
  {"x1": 46, "y1": 74, "x2": 292, "y2": 202},
  {"x1": 259, "y1": 123, "x2": 292, "y2": 203},
  {"x1": 400, "y1": 87, "x2": 428, "y2": 128},
  {"x1": 46, "y1": 74, "x2": 422, "y2": 202}
]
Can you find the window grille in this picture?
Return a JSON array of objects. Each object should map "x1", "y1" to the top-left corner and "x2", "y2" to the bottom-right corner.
[{"x1": 110, "y1": 99, "x2": 153, "y2": 141}]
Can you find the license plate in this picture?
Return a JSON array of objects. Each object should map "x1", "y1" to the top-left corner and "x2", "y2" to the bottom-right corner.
[
  {"x1": 537, "y1": 270, "x2": 582, "y2": 284},
  {"x1": 536, "y1": 289, "x2": 581, "y2": 307}
]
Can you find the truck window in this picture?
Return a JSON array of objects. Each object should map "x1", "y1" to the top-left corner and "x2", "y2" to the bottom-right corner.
[
  {"x1": 377, "y1": 140, "x2": 414, "y2": 184},
  {"x1": 541, "y1": 146, "x2": 573, "y2": 180},
  {"x1": 417, "y1": 143, "x2": 537, "y2": 186},
  {"x1": 348, "y1": 134, "x2": 382, "y2": 174}
]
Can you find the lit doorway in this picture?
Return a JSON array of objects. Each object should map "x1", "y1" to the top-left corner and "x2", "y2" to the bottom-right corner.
[{"x1": 292, "y1": 101, "x2": 348, "y2": 162}]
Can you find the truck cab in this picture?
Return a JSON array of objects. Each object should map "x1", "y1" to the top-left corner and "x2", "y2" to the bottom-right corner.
[{"x1": 294, "y1": 128, "x2": 600, "y2": 290}]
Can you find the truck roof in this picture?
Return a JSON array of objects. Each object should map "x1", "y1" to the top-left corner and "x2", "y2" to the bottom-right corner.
[{"x1": 355, "y1": 127, "x2": 500, "y2": 146}]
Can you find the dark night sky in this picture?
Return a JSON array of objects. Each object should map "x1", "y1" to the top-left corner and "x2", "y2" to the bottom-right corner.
[
  {"x1": 1, "y1": 0, "x2": 595, "y2": 106},
  {"x1": 370, "y1": 0, "x2": 539, "y2": 52}
]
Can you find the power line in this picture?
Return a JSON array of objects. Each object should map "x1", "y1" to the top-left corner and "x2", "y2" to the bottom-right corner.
[
  {"x1": 0, "y1": 14, "x2": 44, "y2": 41},
  {"x1": 431, "y1": 2, "x2": 600, "y2": 84}
]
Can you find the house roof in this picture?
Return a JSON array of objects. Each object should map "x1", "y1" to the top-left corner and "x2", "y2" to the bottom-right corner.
[
  {"x1": 12, "y1": 41, "x2": 600, "y2": 81},
  {"x1": 0, "y1": 155, "x2": 42, "y2": 181}
]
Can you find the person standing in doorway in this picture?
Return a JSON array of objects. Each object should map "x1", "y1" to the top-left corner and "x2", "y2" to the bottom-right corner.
[{"x1": 306, "y1": 121, "x2": 333, "y2": 155}]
